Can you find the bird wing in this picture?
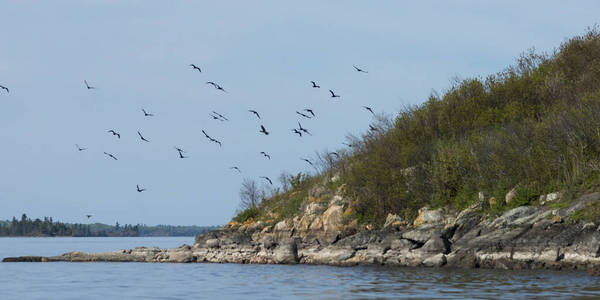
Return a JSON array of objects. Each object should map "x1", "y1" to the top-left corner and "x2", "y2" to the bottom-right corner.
[{"x1": 329, "y1": 90, "x2": 335, "y2": 96}]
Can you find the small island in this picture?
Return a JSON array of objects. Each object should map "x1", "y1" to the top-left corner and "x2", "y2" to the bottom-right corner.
[{"x1": 5, "y1": 29, "x2": 600, "y2": 275}]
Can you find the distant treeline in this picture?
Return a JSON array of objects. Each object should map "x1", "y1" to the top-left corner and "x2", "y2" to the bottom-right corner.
[{"x1": 0, "y1": 214, "x2": 218, "y2": 237}]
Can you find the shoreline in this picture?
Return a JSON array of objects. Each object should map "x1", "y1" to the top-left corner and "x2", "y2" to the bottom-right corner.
[{"x1": 4, "y1": 193, "x2": 600, "y2": 275}]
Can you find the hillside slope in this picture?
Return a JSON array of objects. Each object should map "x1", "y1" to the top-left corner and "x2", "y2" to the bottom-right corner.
[{"x1": 234, "y1": 28, "x2": 600, "y2": 228}]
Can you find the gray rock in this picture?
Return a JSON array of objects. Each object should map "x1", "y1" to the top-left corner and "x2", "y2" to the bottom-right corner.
[
  {"x1": 206, "y1": 239, "x2": 220, "y2": 248},
  {"x1": 273, "y1": 240, "x2": 299, "y2": 264},
  {"x1": 422, "y1": 253, "x2": 447, "y2": 267}
]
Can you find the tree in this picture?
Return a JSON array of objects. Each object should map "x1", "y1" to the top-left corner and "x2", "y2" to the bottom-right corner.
[{"x1": 239, "y1": 178, "x2": 264, "y2": 209}]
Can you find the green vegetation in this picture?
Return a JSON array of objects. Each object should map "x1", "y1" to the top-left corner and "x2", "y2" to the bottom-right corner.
[
  {"x1": 0, "y1": 214, "x2": 218, "y2": 237},
  {"x1": 234, "y1": 28, "x2": 600, "y2": 227}
]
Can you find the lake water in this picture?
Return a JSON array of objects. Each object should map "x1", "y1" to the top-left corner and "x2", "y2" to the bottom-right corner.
[{"x1": 1, "y1": 237, "x2": 600, "y2": 299}]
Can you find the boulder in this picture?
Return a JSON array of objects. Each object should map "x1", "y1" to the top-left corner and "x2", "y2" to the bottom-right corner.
[
  {"x1": 413, "y1": 207, "x2": 444, "y2": 227},
  {"x1": 273, "y1": 240, "x2": 299, "y2": 264},
  {"x1": 422, "y1": 253, "x2": 447, "y2": 267},
  {"x1": 539, "y1": 192, "x2": 562, "y2": 206},
  {"x1": 322, "y1": 205, "x2": 344, "y2": 232},
  {"x1": 206, "y1": 239, "x2": 220, "y2": 248}
]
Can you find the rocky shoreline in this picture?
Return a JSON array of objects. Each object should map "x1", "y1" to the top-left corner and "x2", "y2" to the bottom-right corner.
[{"x1": 4, "y1": 191, "x2": 600, "y2": 273}]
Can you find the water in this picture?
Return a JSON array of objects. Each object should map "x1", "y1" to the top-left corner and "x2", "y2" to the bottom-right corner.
[{"x1": 1, "y1": 237, "x2": 600, "y2": 299}]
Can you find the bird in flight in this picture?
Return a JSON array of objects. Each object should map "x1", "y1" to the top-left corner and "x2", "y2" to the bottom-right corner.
[
  {"x1": 362, "y1": 106, "x2": 375, "y2": 115},
  {"x1": 206, "y1": 81, "x2": 226, "y2": 92},
  {"x1": 343, "y1": 142, "x2": 353, "y2": 148},
  {"x1": 248, "y1": 110, "x2": 261, "y2": 119},
  {"x1": 310, "y1": 81, "x2": 320, "y2": 88},
  {"x1": 292, "y1": 129, "x2": 302, "y2": 137},
  {"x1": 107, "y1": 130, "x2": 121, "y2": 139},
  {"x1": 260, "y1": 176, "x2": 273, "y2": 185},
  {"x1": 103, "y1": 152, "x2": 118, "y2": 160},
  {"x1": 84, "y1": 80, "x2": 96, "y2": 89},
  {"x1": 142, "y1": 108, "x2": 154, "y2": 117},
  {"x1": 303, "y1": 109, "x2": 315, "y2": 117},
  {"x1": 0, "y1": 84, "x2": 9, "y2": 93},
  {"x1": 230, "y1": 166, "x2": 241, "y2": 173},
  {"x1": 75, "y1": 144, "x2": 87, "y2": 151},
  {"x1": 353, "y1": 65, "x2": 368, "y2": 73},
  {"x1": 201, "y1": 130, "x2": 222, "y2": 147},
  {"x1": 296, "y1": 111, "x2": 311, "y2": 119},
  {"x1": 212, "y1": 111, "x2": 229, "y2": 121},
  {"x1": 86, "y1": 214, "x2": 93, "y2": 219},
  {"x1": 189, "y1": 64, "x2": 202, "y2": 72},
  {"x1": 259, "y1": 125, "x2": 269, "y2": 135},
  {"x1": 137, "y1": 131, "x2": 150, "y2": 142},
  {"x1": 301, "y1": 158, "x2": 315, "y2": 167},
  {"x1": 329, "y1": 90, "x2": 340, "y2": 98},
  {"x1": 136, "y1": 184, "x2": 146, "y2": 192},
  {"x1": 369, "y1": 125, "x2": 379, "y2": 132},
  {"x1": 260, "y1": 152, "x2": 271, "y2": 160},
  {"x1": 297, "y1": 121, "x2": 311, "y2": 135},
  {"x1": 174, "y1": 146, "x2": 186, "y2": 153},
  {"x1": 210, "y1": 113, "x2": 224, "y2": 121},
  {"x1": 174, "y1": 147, "x2": 188, "y2": 158}
]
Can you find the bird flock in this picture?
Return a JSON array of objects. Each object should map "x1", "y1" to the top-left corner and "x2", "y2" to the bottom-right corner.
[{"x1": 0, "y1": 64, "x2": 377, "y2": 195}]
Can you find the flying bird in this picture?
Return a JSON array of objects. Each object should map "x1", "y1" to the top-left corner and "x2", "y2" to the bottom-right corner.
[
  {"x1": 310, "y1": 81, "x2": 320, "y2": 88},
  {"x1": 297, "y1": 122, "x2": 311, "y2": 135},
  {"x1": 369, "y1": 125, "x2": 379, "y2": 132},
  {"x1": 259, "y1": 125, "x2": 269, "y2": 135},
  {"x1": 292, "y1": 129, "x2": 302, "y2": 137},
  {"x1": 107, "y1": 130, "x2": 120, "y2": 139},
  {"x1": 296, "y1": 111, "x2": 311, "y2": 119},
  {"x1": 362, "y1": 106, "x2": 375, "y2": 115},
  {"x1": 329, "y1": 90, "x2": 340, "y2": 98},
  {"x1": 86, "y1": 214, "x2": 92, "y2": 219},
  {"x1": 137, "y1": 131, "x2": 150, "y2": 142},
  {"x1": 84, "y1": 80, "x2": 96, "y2": 89},
  {"x1": 174, "y1": 146, "x2": 187, "y2": 158},
  {"x1": 0, "y1": 84, "x2": 9, "y2": 93},
  {"x1": 189, "y1": 64, "x2": 202, "y2": 72},
  {"x1": 353, "y1": 65, "x2": 368, "y2": 73},
  {"x1": 212, "y1": 111, "x2": 229, "y2": 121},
  {"x1": 260, "y1": 152, "x2": 271, "y2": 160},
  {"x1": 103, "y1": 152, "x2": 118, "y2": 160},
  {"x1": 343, "y1": 142, "x2": 353, "y2": 148},
  {"x1": 260, "y1": 176, "x2": 273, "y2": 185},
  {"x1": 210, "y1": 113, "x2": 224, "y2": 121},
  {"x1": 174, "y1": 146, "x2": 186, "y2": 153},
  {"x1": 303, "y1": 109, "x2": 315, "y2": 117},
  {"x1": 142, "y1": 108, "x2": 154, "y2": 117},
  {"x1": 136, "y1": 184, "x2": 146, "y2": 192},
  {"x1": 230, "y1": 166, "x2": 241, "y2": 173},
  {"x1": 248, "y1": 110, "x2": 261, "y2": 119},
  {"x1": 206, "y1": 82, "x2": 226, "y2": 92},
  {"x1": 301, "y1": 158, "x2": 314, "y2": 166},
  {"x1": 75, "y1": 144, "x2": 87, "y2": 151}
]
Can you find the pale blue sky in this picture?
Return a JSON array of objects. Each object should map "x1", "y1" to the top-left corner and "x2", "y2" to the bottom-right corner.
[{"x1": 0, "y1": 1, "x2": 598, "y2": 225}]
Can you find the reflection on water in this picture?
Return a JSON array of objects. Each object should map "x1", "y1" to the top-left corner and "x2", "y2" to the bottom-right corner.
[{"x1": 1, "y1": 237, "x2": 600, "y2": 299}]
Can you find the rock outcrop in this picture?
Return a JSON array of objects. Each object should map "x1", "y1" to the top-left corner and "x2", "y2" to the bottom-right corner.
[{"x1": 4, "y1": 190, "x2": 600, "y2": 273}]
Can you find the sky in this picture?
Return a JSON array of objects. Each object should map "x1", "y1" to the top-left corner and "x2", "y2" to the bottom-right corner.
[{"x1": 0, "y1": 1, "x2": 599, "y2": 226}]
